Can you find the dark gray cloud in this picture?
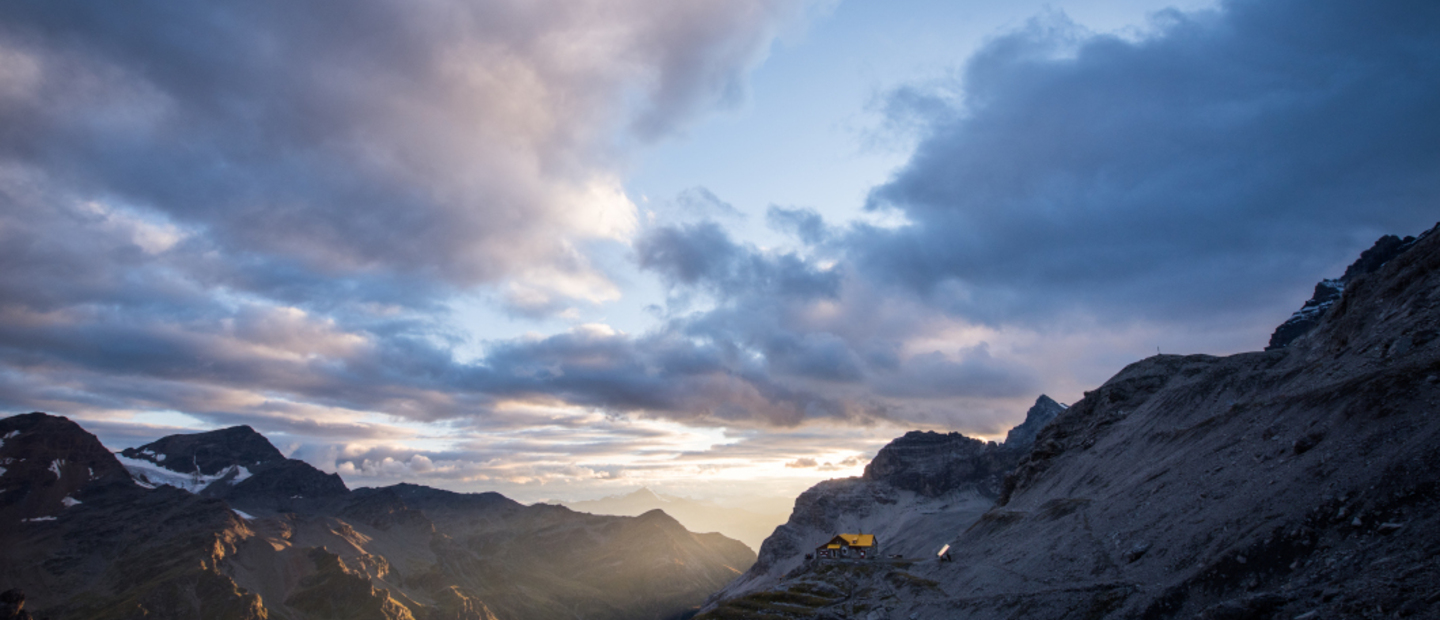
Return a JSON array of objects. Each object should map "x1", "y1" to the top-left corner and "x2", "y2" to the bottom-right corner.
[
  {"x1": 636, "y1": 220, "x2": 842, "y2": 299},
  {"x1": 860, "y1": 0, "x2": 1440, "y2": 326},
  {"x1": 472, "y1": 325, "x2": 849, "y2": 426}
]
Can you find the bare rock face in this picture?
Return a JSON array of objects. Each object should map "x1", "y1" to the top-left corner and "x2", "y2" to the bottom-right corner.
[
  {"x1": 862, "y1": 431, "x2": 1013, "y2": 498},
  {"x1": 1266, "y1": 226, "x2": 1432, "y2": 350},
  {"x1": 703, "y1": 221, "x2": 1440, "y2": 620},
  {"x1": 1001, "y1": 395, "x2": 1066, "y2": 450}
]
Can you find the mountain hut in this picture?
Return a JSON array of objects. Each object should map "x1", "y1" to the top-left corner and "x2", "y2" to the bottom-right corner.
[{"x1": 814, "y1": 533, "x2": 878, "y2": 560}]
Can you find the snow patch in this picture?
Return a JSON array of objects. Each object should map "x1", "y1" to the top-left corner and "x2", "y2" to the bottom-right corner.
[
  {"x1": 49, "y1": 459, "x2": 64, "y2": 479},
  {"x1": 233, "y1": 509, "x2": 255, "y2": 520},
  {"x1": 115, "y1": 454, "x2": 253, "y2": 493},
  {"x1": 0, "y1": 466, "x2": 6, "y2": 477},
  {"x1": 23, "y1": 516, "x2": 57, "y2": 522},
  {"x1": 3, "y1": 430, "x2": 18, "y2": 439},
  {"x1": 62, "y1": 496, "x2": 82, "y2": 507}
]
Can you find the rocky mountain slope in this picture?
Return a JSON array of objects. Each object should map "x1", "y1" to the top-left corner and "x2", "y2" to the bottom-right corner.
[
  {"x1": 705, "y1": 395, "x2": 1065, "y2": 606},
  {"x1": 561, "y1": 488, "x2": 791, "y2": 552},
  {"x1": 0, "y1": 418, "x2": 755, "y2": 620},
  {"x1": 701, "y1": 223, "x2": 1440, "y2": 620}
]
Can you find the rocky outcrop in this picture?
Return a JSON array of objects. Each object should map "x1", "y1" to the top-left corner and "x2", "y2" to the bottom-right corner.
[
  {"x1": 0, "y1": 415, "x2": 756, "y2": 620},
  {"x1": 861, "y1": 431, "x2": 1013, "y2": 498},
  {"x1": 1266, "y1": 226, "x2": 1432, "y2": 349},
  {"x1": 703, "y1": 221, "x2": 1440, "y2": 620},
  {"x1": 857, "y1": 395, "x2": 1066, "y2": 499},
  {"x1": 1001, "y1": 394, "x2": 1066, "y2": 450}
]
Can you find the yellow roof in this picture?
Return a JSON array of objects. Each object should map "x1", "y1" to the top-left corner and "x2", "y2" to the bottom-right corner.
[{"x1": 820, "y1": 533, "x2": 875, "y2": 548}]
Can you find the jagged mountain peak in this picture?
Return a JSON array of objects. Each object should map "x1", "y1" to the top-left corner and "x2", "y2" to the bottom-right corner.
[
  {"x1": 1002, "y1": 394, "x2": 1067, "y2": 450},
  {"x1": 1267, "y1": 222, "x2": 1436, "y2": 350},
  {"x1": 119, "y1": 424, "x2": 285, "y2": 475}
]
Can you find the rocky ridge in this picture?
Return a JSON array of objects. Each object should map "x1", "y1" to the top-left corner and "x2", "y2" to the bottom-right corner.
[
  {"x1": 0, "y1": 418, "x2": 755, "y2": 620},
  {"x1": 700, "y1": 222, "x2": 1440, "y2": 620}
]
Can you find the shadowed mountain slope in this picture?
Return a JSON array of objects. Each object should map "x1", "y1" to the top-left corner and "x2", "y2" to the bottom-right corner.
[{"x1": 702, "y1": 223, "x2": 1440, "y2": 620}]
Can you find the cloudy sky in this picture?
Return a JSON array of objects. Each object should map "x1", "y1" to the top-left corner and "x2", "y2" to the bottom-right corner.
[{"x1": 1, "y1": 0, "x2": 1436, "y2": 504}]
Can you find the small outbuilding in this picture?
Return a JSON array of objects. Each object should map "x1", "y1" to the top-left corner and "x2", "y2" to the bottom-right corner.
[{"x1": 814, "y1": 533, "x2": 878, "y2": 560}]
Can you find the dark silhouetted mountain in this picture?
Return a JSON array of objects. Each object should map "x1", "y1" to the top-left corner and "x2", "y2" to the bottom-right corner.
[
  {"x1": 702, "y1": 222, "x2": 1440, "y2": 619},
  {"x1": 0, "y1": 416, "x2": 755, "y2": 620},
  {"x1": 1266, "y1": 225, "x2": 1433, "y2": 349}
]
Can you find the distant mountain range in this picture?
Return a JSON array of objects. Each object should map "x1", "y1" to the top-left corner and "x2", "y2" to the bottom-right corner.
[
  {"x1": 0, "y1": 418, "x2": 754, "y2": 620},
  {"x1": 560, "y1": 488, "x2": 791, "y2": 552},
  {"x1": 701, "y1": 223, "x2": 1440, "y2": 619}
]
